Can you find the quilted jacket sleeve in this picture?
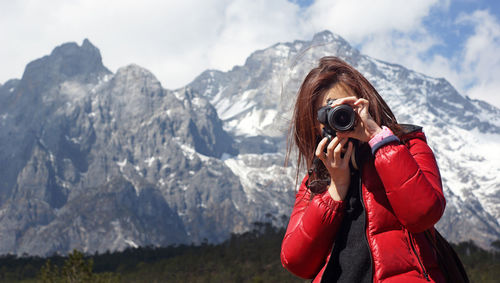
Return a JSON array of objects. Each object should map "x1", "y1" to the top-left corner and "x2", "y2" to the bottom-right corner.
[
  {"x1": 373, "y1": 131, "x2": 446, "y2": 233},
  {"x1": 280, "y1": 175, "x2": 345, "y2": 279}
]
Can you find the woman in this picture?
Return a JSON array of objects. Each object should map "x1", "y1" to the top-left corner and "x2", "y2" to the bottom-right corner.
[{"x1": 281, "y1": 56, "x2": 446, "y2": 282}]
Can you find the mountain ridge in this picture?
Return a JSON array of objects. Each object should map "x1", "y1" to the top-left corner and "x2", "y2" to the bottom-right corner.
[
  {"x1": 0, "y1": 33, "x2": 499, "y2": 256},
  {"x1": 188, "y1": 30, "x2": 500, "y2": 248}
]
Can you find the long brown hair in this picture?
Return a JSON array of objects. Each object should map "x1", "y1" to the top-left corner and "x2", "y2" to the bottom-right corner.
[{"x1": 286, "y1": 56, "x2": 401, "y2": 185}]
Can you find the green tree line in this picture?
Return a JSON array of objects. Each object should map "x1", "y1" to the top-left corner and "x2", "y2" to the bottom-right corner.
[{"x1": 0, "y1": 223, "x2": 498, "y2": 282}]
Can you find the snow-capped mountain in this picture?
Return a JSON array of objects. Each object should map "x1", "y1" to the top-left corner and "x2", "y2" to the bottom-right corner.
[
  {"x1": 0, "y1": 40, "x2": 252, "y2": 255},
  {"x1": 189, "y1": 30, "x2": 500, "y2": 249},
  {"x1": 0, "y1": 31, "x2": 498, "y2": 255}
]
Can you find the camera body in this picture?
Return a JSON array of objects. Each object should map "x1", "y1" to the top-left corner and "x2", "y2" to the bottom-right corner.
[
  {"x1": 317, "y1": 101, "x2": 356, "y2": 140},
  {"x1": 317, "y1": 101, "x2": 360, "y2": 170}
]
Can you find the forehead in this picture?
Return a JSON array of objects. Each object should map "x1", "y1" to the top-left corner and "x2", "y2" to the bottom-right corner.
[{"x1": 316, "y1": 83, "x2": 356, "y2": 109}]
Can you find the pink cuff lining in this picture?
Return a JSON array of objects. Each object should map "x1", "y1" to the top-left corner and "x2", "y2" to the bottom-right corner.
[{"x1": 368, "y1": 126, "x2": 394, "y2": 148}]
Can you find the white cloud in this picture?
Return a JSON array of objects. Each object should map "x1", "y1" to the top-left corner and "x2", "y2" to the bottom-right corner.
[
  {"x1": 305, "y1": 0, "x2": 441, "y2": 42},
  {"x1": 298, "y1": 0, "x2": 446, "y2": 72},
  {"x1": 301, "y1": 1, "x2": 500, "y2": 108},
  {"x1": 206, "y1": 0, "x2": 303, "y2": 71},
  {"x1": 0, "y1": 0, "x2": 303, "y2": 89},
  {"x1": 0, "y1": 0, "x2": 499, "y2": 108},
  {"x1": 359, "y1": 30, "x2": 441, "y2": 66},
  {"x1": 367, "y1": 8, "x2": 500, "y2": 108},
  {"x1": 456, "y1": 10, "x2": 500, "y2": 107}
]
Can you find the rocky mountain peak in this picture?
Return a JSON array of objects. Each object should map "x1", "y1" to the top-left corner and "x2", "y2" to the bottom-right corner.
[
  {"x1": 189, "y1": 30, "x2": 500, "y2": 249},
  {"x1": 107, "y1": 64, "x2": 165, "y2": 116},
  {"x1": 0, "y1": 32, "x2": 499, "y2": 256},
  {"x1": 311, "y1": 30, "x2": 349, "y2": 46},
  {"x1": 81, "y1": 38, "x2": 98, "y2": 52},
  {"x1": 114, "y1": 64, "x2": 162, "y2": 89},
  {"x1": 20, "y1": 39, "x2": 110, "y2": 91}
]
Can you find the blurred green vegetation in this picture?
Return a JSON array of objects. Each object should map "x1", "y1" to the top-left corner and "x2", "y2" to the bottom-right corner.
[{"x1": 0, "y1": 223, "x2": 497, "y2": 282}]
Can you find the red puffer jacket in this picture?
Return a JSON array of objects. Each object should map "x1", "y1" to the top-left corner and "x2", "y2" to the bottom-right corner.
[{"x1": 281, "y1": 129, "x2": 446, "y2": 282}]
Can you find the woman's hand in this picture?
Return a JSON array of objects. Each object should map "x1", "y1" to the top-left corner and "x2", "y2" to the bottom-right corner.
[
  {"x1": 329, "y1": 96, "x2": 382, "y2": 142},
  {"x1": 316, "y1": 136, "x2": 354, "y2": 201}
]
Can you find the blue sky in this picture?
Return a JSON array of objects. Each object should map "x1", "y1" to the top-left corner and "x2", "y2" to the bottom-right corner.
[{"x1": 0, "y1": 0, "x2": 499, "y2": 107}]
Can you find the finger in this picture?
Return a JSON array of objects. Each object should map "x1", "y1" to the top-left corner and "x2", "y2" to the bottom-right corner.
[
  {"x1": 328, "y1": 96, "x2": 357, "y2": 107},
  {"x1": 326, "y1": 136, "x2": 341, "y2": 159},
  {"x1": 353, "y1": 98, "x2": 369, "y2": 106},
  {"x1": 352, "y1": 98, "x2": 370, "y2": 110},
  {"x1": 336, "y1": 131, "x2": 353, "y2": 140},
  {"x1": 353, "y1": 98, "x2": 370, "y2": 113},
  {"x1": 315, "y1": 137, "x2": 329, "y2": 160},
  {"x1": 343, "y1": 141, "x2": 354, "y2": 164},
  {"x1": 333, "y1": 137, "x2": 348, "y2": 162},
  {"x1": 338, "y1": 128, "x2": 363, "y2": 144}
]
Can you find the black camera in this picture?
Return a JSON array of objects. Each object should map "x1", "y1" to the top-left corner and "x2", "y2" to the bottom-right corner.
[
  {"x1": 317, "y1": 101, "x2": 360, "y2": 169},
  {"x1": 317, "y1": 101, "x2": 356, "y2": 140}
]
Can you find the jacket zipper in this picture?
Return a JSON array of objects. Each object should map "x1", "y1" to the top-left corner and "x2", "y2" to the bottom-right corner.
[
  {"x1": 407, "y1": 231, "x2": 430, "y2": 281},
  {"x1": 358, "y1": 172, "x2": 374, "y2": 281}
]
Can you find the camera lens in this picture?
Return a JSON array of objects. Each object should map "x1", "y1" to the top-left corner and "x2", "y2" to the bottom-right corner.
[
  {"x1": 334, "y1": 111, "x2": 349, "y2": 126},
  {"x1": 328, "y1": 105, "x2": 355, "y2": 131}
]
